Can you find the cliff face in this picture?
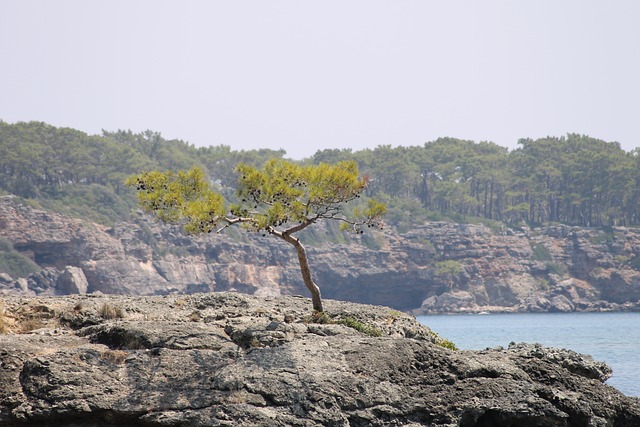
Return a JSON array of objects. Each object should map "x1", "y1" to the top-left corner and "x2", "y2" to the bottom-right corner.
[
  {"x1": 1, "y1": 293, "x2": 638, "y2": 426},
  {"x1": 1, "y1": 195, "x2": 640, "y2": 313}
]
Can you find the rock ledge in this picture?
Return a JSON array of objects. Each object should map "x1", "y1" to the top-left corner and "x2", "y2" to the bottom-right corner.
[{"x1": 1, "y1": 293, "x2": 639, "y2": 426}]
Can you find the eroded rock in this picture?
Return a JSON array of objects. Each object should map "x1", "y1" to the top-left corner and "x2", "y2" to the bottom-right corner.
[
  {"x1": 0, "y1": 293, "x2": 638, "y2": 426},
  {"x1": 2, "y1": 196, "x2": 640, "y2": 313}
]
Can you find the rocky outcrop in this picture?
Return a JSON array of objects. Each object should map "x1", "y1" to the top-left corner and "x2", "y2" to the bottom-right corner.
[
  {"x1": 0, "y1": 293, "x2": 638, "y2": 426},
  {"x1": 2, "y1": 195, "x2": 640, "y2": 313}
]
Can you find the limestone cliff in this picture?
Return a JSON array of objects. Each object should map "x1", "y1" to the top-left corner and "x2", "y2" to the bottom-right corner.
[
  {"x1": 2, "y1": 195, "x2": 640, "y2": 313},
  {"x1": 0, "y1": 293, "x2": 638, "y2": 426}
]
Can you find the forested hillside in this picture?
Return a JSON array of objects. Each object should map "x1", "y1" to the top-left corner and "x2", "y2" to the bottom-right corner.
[
  {"x1": 0, "y1": 121, "x2": 285, "y2": 224},
  {"x1": 1, "y1": 120, "x2": 639, "y2": 229}
]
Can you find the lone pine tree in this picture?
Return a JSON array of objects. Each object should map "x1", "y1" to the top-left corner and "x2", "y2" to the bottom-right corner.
[{"x1": 126, "y1": 159, "x2": 386, "y2": 312}]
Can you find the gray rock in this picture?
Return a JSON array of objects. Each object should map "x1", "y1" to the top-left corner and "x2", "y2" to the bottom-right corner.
[
  {"x1": 21, "y1": 267, "x2": 60, "y2": 295},
  {"x1": 56, "y1": 266, "x2": 89, "y2": 295},
  {"x1": 0, "y1": 293, "x2": 638, "y2": 426},
  {"x1": 549, "y1": 294, "x2": 575, "y2": 313},
  {"x1": 15, "y1": 278, "x2": 29, "y2": 294},
  {"x1": 4, "y1": 196, "x2": 640, "y2": 313}
]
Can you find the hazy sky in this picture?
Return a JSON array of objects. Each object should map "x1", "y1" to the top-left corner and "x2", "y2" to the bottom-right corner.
[{"x1": 1, "y1": 1, "x2": 639, "y2": 159}]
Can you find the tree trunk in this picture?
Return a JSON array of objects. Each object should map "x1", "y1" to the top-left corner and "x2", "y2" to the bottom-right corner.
[{"x1": 282, "y1": 234, "x2": 323, "y2": 312}]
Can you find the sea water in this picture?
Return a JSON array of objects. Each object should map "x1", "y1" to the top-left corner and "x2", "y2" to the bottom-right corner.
[{"x1": 417, "y1": 312, "x2": 640, "y2": 396}]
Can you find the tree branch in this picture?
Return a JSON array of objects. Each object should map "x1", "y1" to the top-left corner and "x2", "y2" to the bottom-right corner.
[
  {"x1": 216, "y1": 216, "x2": 255, "y2": 233},
  {"x1": 282, "y1": 217, "x2": 317, "y2": 236}
]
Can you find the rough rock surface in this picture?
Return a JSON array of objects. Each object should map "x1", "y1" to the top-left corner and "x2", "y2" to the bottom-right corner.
[
  {"x1": 0, "y1": 293, "x2": 638, "y2": 426},
  {"x1": 2, "y1": 196, "x2": 640, "y2": 313}
]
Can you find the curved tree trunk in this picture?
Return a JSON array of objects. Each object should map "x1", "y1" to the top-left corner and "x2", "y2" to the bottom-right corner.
[{"x1": 281, "y1": 234, "x2": 323, "y2": 312}]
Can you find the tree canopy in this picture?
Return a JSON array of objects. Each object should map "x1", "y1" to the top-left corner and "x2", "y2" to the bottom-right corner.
[
  {"x1": 2, "y1": 121, "x2": 640, "y2": 230},
  {"x1": 309, "y1": 134, "x2": 640, "y2": 228},
  {"x1": 126, "y1": 160, "x2": 386, "y2": 312}
]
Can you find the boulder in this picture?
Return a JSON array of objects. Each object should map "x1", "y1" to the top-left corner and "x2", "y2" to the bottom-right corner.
[
  {"x1": 56, "y1": 266, "x2": 89, "y2": 295},
  {"x1": 549, "y1": 294, "x2": 575, "y2": 313}
]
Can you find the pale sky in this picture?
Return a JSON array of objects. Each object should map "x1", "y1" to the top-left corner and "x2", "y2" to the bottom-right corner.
[{"x1": 1, "y1": 1, "x2": 639, "y2": 159}]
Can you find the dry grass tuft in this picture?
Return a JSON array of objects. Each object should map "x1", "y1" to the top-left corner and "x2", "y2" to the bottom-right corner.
[
  {"x1": 98, "y1": 302, "x2": 125, "y2": 320},
  {"x1": 0, "y1": 301, "x2": 66, "y2": 334},
  {"x1": 18, "y1": 318, "x2": 45, "y2": 333},
  {"x1": 100, "y1": 349, "x2": 127, "y2": 365},
  {"x1": 0, "y1": 305, "x2": 8, "y2": 334}
]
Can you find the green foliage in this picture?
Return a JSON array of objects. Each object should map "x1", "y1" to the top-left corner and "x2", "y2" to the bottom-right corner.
[
  {"x1": 0, "y1": 238, "x2": 40, "y2": 279},
  {"x1": 0, "y1": 238, "x2": 12, "y2": 252},
  {"x1": 628, "y1": 256, "x2": 640, "y2": 270},
  {"x1": 360, "y1": 232, "x2": 385, "y2": 251},
  {"x1": 509, "y1": 135, "x2": 635, "y2": 226},
  {"x1": 434, "y1": 260, "x2": 464, "y2": 290},
  {"x1": 0, "y1": 122, "x2": 287, "y2": 226},
  {"x1": 307, "y1": 134, "x2": 640, "y2": 229},
  {"x1": 234, "y1": 159, "x2": 382, "y2": 233},
  {"x1": 434, "y1": 260, "x2": 463, "y2": 275},
  {"x1": 0, "y1": 122, "x2": 157, "y2": 224},
  {"x1": 382, "y1": 197, "x2": 426, "y2": 232},
  {"x1": 128, "y1": 159, "x2": 386, "y2": 312},
  {"x1": 338, "y1": 316, "x2": 383, "y2": 337},
  {"x1": 546, "y1": 262, "x2": 568, "y2": 276},
  {"x1": 591, "y1": 231, "x2": 616, "y2": 245},
  {"x1": 530, "y1": 244, "x2": 552, "y2": 262},
  {"x1": 39, "y1": 184, "x2": 133, "y2": 225},
  {"x1": 305, "y1": 311, "x2": 382, "y2": 337},
  {"x1": 303, "y1": 311, "x2": 385, "y2": 338},
  {"x1": 536, "y1": 277, "x2": 551, "y2": 291},
  {"x1": 198, "y1": 145, "x2": 287, "y2": 191},
  {"x1": 436, "y1": 338, "x2": 458, "y2": 351},
  {"x1": 128, "y1": 160, "x2": 385, "y2": 238},
  {"x1": 4, "y1": 121, "x2": 640, "y2": 233},
  {"x1": 126, "y1": 167, "x2": 227, "y2": 234},
  {"x1": 387, "y1": 309, "x2": 403, "y2": 318},
  {"x1": 305, "y1": 311, "x2": 332, "y2": 324}
]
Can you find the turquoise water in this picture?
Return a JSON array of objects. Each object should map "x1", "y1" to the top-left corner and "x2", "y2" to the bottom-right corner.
[{"x1": 417, "y1": 312, "x2": 640, "y2": 396}]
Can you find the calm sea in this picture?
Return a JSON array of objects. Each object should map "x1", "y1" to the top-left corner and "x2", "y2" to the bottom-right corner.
[{"x1": 416, "y1": 312, "x2": 640, "y2": 397}]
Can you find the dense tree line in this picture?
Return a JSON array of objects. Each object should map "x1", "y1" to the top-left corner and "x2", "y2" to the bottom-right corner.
[
  {"x1": 1, "y1": 120, "x2": 639, "y2": 228},
  {"x1": 0, "y1": 122, "x2": 283, "y2": 224},
  {"x1": 309, "y1": 135, "x2": 640, "y2": 227}
]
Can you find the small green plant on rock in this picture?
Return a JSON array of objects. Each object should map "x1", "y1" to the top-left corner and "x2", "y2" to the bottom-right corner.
[
  {"x1": 338, "y1": 316, "x2": 383, "y2": 337},
  {"x1": 436, "y1": 338, "x2": 458, "y2": 351},
  {"x1": 531, "y1": 243, "x2": 552, "y2": 261},
  {"x1": 536, "y1": 277, "x2": 550, "y2": 291},
  {"x1": 546, "y1": 262, "x2": 567, "y2": 276},
  {"x1": 305, "y1": 310, "x2": 332, "y2": 324},
  {"x1": 303, "y1": 312, "x2": 384, "y2": 337},
  {"x1": 388, "y1": 309, "x2": 403, "y2": 318}
]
